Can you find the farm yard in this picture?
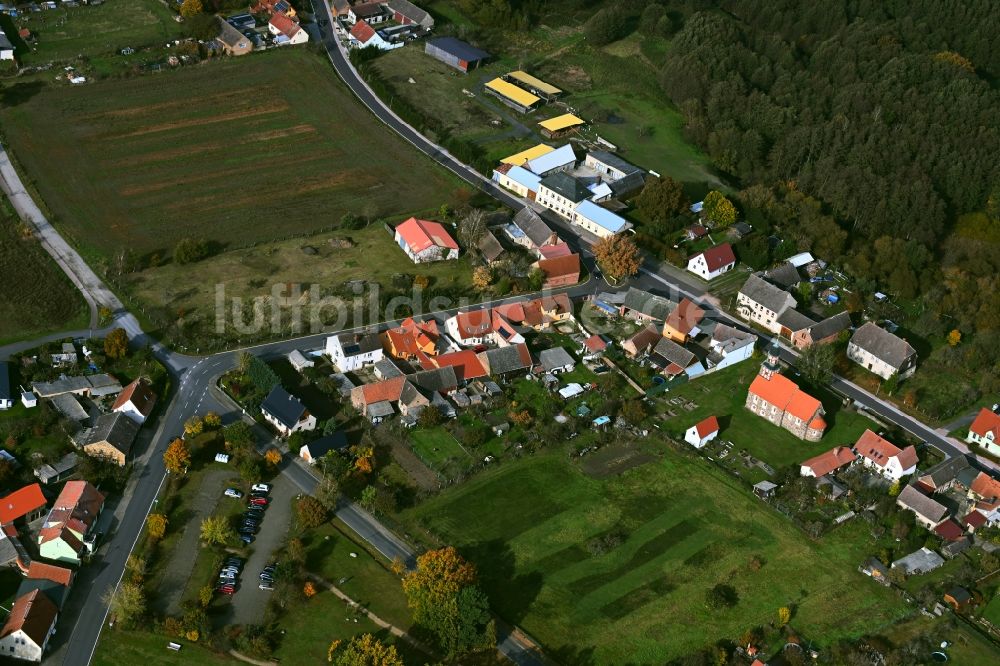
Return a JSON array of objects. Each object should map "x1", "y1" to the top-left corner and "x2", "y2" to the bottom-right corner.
[
  {"x1": 396, "y1": 450, "x2": 909, "y2": 663},
  {"x1": 0, "y1": 197, "x2": 87, "y2": 344},
  {"x1": 0, "y1": 48, "x2": 463, "y2": 266}
]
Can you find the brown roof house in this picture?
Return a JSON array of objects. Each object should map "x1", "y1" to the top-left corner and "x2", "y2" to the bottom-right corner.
[
  {"x1": 535, "y1": 253, "x2": 581, "y2": 288},
  {"x1": 0, "y1": 589, "x2": 59, "y2": 662},
  {"x1": 38, "y1": 480, "x2": 105, "y2": 564},
  {"x1": 79, "y1": 412, "x2": 139, "y2": 467}
]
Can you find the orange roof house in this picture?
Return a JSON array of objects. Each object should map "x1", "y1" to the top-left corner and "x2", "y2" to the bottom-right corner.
[
  {"x1": 25, "y1": 562, "x2": 74, "y2": 587},
  {"x1": 382, "y1": 318, "x2": 439, "y2": 359},
  {"x1": 853, "y1": 429, "x2": 918, "y2": 481},
  {"x1": 970, "y1": 472, "x2": 1000, "y2": 514},
  {"x1": 0, "y1": 589, "x2": 59, "y2": 659},
  {"x1": 111, "y1": 378, "x2": 157, "y2": 424},
  {"x1": 800, "y1": 446, "x2": 856, "y2": 478},
  {"x1": 394, "y1": 217, "x2": 459, "y2": 263},
  {"x1": 745, "y1": 347, "x2": 826, "y2": 442},
  {"x1": 446, "y1": 310, "x2": 494, "y2": 344},
  {"x1": 967, "y1": 408, "x2": 1000, "y2": 455},
  {"x1": 535, "y1": 253, "x2": 580, "y2": 288},
  {"x1": 427, "y1": 350, "x2": 487, "y2": 382},
  {"x1": 663, "y1": 298, "x2": 705, "y2": 343},
  {"x1": 0, "y1": 484, "x2": 47, "y2": 526},
  {"x1": 37, "y1": 481, "x2": 105, "y2": 564}
]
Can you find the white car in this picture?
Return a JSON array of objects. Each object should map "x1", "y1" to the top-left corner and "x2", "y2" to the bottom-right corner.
[
  {"x1": 259, "y1": 583, "x2": 274, "y2": 591},
  {"x1": 251, "y1": 483, "x2": 271, "y2": 494},
  {"x1": 224, "y1": 488, "x2": 243, "y2": 499}
]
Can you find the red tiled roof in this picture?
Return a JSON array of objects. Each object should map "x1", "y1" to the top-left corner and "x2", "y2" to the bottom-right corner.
[
  {"x1": 537, "y1": 242, "x2": 572, "y2": 260},
  {"x1": 396, "y1": 217, "x2": 459, "y2": 253},
  {"x1": 748, "y1": 373, "x2": 825, "y2": 429},
  {"x1": 896, "y1": 445, "x2": 918, "y2": 470},
  {"x1": 934, "y1": 520, "x2": 965, "y2": 541},
  {"x1": 112, "y1": 378, "x2": 156, "y2": 417},
  {"x1": 801, "y1": 446, "x2": 856, "y2": 477},
  {"x1": 583, "y1": 334, "x2": 607, "y2": 353},
  {"x1": 665, "y1": 298, "x2": 705, "y2": 336},
  {"x1": 358, "y1": 376, "x2": 406, "y2": 405},
  {"x1": 432, "y1": 350, "x2": 487, "y2": 381},
  {"x1": 970, "y1": 472, "x2": 1000, "y2": 507},
  {"x1": 695, "y1": 415, "x2": 719, "y2": 438},
  {"x1": 536, "y1": 253, "x2": 580, "y2": 283},
  {"x1": 854, "y1": 430, "x2": 905, "y2": 468},
  {"x1": 963, "y1": 510, "x2": 987, "y2": 528},
  {"x1": 694, "y1": 243, "x2": 736, "y2": 272},
  {"x1": 494, "y1": 163, "x2": 513, "y2": 175},
  {"x1": 269, "y1": 11, "x2": 301, "y2": 38},
  {"x1": 970, "y1": 408, "x2": 1000, "y2": 440},
  {"x1": 0, "y1": 589, "x2": 58, "y2": 645},
  {"x1": 540, "y1": 293, "x2": 572, "y2": 316},
  {"x1": 809, "y1": 416, "x2": 827, "y2": 430},
  {"x1": 26, "y1": 561, "x2": 73, "y2": 586},
  {"x1": 384, "y1": 318, "x2": 438, "y2": 356},
  {"x1": 452, "y1": 310, "x2": 493, "y2": 339},
  {"x1": 350, "y1": 19, "x2": 376, "y2": 43},
  {"x1": 687, "y1": 224, "x2": 708, "y2": 238},
  {"x1": 0, "y1": 484, "x2": 46, "y2": 525}
]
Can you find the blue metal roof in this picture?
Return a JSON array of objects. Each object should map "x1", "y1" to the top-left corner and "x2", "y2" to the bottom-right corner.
[
  {"x1": 575, "y1": 199, "x2": 628, "y2": 233},
  {"x1": 525, "y1": 144, "x2": 576, "y2": 175},
  {"x1": 506, "y1": 165, "x2": 542, "y2": 191}
]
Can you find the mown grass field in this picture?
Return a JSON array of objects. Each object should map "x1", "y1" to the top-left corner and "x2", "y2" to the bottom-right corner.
[
  {"x1": 0, "y1": 49, "x2": 463, "y2": 263},
  {"x1": 0, "y1": 198, "x2": 87, "y2": 344},
  {"x1": 659, "y1": 363, "x2": 882, "y2": 470},
  {"x1": 397, "y1": 451, "x2": 908, "y2": 663}
]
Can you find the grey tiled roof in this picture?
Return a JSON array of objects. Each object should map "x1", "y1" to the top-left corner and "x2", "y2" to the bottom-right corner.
[
  {"x1": 540, "y1": 172, "x2": 590, "y2": 202},
  {"x1": 588, "y1": 151, "x2": 642, "y2": 176},
  {"x1": 539, "y1": 347, "x2": 574, "y2": 371},
  {"x1": 650, "y1": 337, "x2": 695, "y2": 369},
  {"x1": 739, "y1": 274, "x2": 796, "y2": 314},
  {"x1": 764, "y1": 262, "x2": 801, "y2": 289},
  {"x1": 808, "y1": 311, "x2": 852, "y2": 341},
  {"x1": 82, "y1": 412, "x2": 139, "y2": 456},
  {"x1": 511, "y1": 208, "x2": 553, "y2": 248},
  {"x1": 897, "y1": 485, "x2": 948, "y2": 524},
  {"x1": 261, "y1": 386, "x2": 307, "y2": 430},
  {"x1": 622, "y1": 288, "x2": 675, "y2": 321},
  {"x1": 776, "y1": 307, "x2": 815, "y2": 332},
  {"x1": 850, "y1": 322, "x2": 916, "y2": 368}
]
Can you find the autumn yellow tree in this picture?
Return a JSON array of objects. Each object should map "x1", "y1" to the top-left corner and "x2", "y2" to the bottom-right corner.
[
  {"x1": 146, "y1": 513, "x2": 168, "y2": 541},
  {"x1": 472, "y1": 266, "x2": 493, "y2": 292},
  {"x1": 203, "y1": 411, "x2": 222, "y2": 429},
  {"x1": 179, "y1": 0, "x2": 203, "y2": 18},
  {"x1": 702, "y1": 190, "x2": 737, "y2": 227},
  {"x1": 199, "y1": 515, "x2": 234, "y2": 546},
  {"x1": 778, "y1": 606, "x2": 791, "y2": 625},
  {"x1": 163, "y1": 438, "x2": 191, "y2": 474},
  {"x1": 593, "y1": 234, "x2": 640, "y2": 282},
  {"x1": 327, "y1": 633, "x2": 403, "y2": 666},
  {"x1": 303, "y1": 581, "x2": 317, "y2": 598},
  {"x1": 104, "y1": 328, "x2": 129, "y2": 359},
  {"x1": 184, "y1": 415, "x2": 204, "y2": 437},
  {"x1": 265, "y1": 448, "x2": 282, "y2": 466},
  {"x1": 295, "y1": 496, "x2": 328, "y2": 529},
  {"x1": 947, "y1": 329, "x2": 961, "y2": 346},
  {"x1": 351, "y1": 444, "x2": 375, "y2": 475}
]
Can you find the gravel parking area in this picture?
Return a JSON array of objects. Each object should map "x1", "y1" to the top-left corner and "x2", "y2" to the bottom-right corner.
[{"x1": 223, "y1": 471, "x2": 297, "y2": 625}]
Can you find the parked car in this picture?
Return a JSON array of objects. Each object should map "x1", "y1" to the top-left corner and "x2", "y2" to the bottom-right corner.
[
  {"x1": 239, "y1": 532, "x2": 255, "y2": 544},
  {"x1": 217, "y1": 584, "x2": 236, "y2": 595},
  {"x1": 259, "y1": 583, "x2": 274, "y2": 591},
  {"x1": 224, "y1": 488, "x2": 243, "y2": 499},
  {"x1": 251, "y1": 483, "x2": 271, "y2": 493},
  {"x1": 249, "y1": 497, "x2": 269, "y2": 506}
]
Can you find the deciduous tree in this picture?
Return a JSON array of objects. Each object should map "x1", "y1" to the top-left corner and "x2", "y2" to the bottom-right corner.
[
  {"x1": 778, "y1": 606, "x2": 792, "y2": 625},
  {"x1": 265, "y1": 448, "x2": 282, "y2": 466},
  {"x1": 705, "y1": 583, "x2": 739, "y2": 609},
  {"x1": 199, "y1": 515, "x2": 234, "y2": 547},
  {"x1": 104, "y1": 328, "x2": 128, "y2": 359},
  {"x1": 328, "y1": 633, "x2": 404, "y2": 666},
  {"x1": 163, "y1": 438, "x2": 191, "y2": 474},
  {"x1": 146, "y1": 513, "x2": 168, "y2": 541},
  {"x1": 796, "y1": 342, "x2": 835, "y2": 384},
  {"x1": 593, "y1": 234, "x2": 640, "y2": 282},
  {"x1": 472, "y1": 266, "x2": 493, "y2": 292},
  {"x1": 947, "y1": 329, "x2": 962, "y2": 346},
  {"x1": 636, "y1": 175, "x2": 687, "y2": 224},
  {"x1": 295, "y1": 496, "x2": 328, "y2": 529},
  {"x1": 703, "y1": 191, "x2": 737, "y2": 227},
  {"x1": 184, "y1": 415, "x2": 204, "y2": 437},
  {"x1": 103, "y1": 581, "x2": 146, "y2": 628},
  {"x1": 179, "y1": 0, "x2": 203, "y2": 19}
]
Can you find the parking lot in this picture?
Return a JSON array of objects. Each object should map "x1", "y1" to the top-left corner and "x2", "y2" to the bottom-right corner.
[{"x1": 222, "y1": 471, "x2": 297, "y2": 625}]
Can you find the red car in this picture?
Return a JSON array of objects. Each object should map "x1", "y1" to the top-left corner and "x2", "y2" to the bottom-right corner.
[
  {"x1": 249, "y1": 497, "x2": 269, "y2": 506},
  {"x1": 216, "y1": 584, "x2": 235, "y2": 595}
]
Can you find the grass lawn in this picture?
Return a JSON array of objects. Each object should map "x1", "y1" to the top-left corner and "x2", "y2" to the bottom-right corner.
[
  {"x1": 0, "y1": 400, "x2": 76, "y2": 465},
  {"x1": 659, "y1": 363, "x2": 881, "y2": 471},
  {"x1": 13, "y1": 1, "x2": 184, "y2": 68},
  {"x1": 93, "y1": 629, "x2": 237, "y2": 666},
  {"x1": 0, "y1": 48, "x2": 463, "y2": 264},
  {"x1": 880, "y1": 614, "x2": 1000, "y2": 666},
  {"x1": 0, "y1": 198, "x2": 87, "y2": 345},
  {"x1": 983, "y1": 594, "x2": 1000, "y2": 627},
  {"x1": 396, "y1": 450, "x2": 909, "y2": 663},
  {"x1": 409, "y1": 426, "x2": 472, "y2": 476}
]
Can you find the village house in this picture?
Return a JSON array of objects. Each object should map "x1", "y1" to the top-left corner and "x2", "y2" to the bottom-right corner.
[
  {"x1": 493, "y1": 163, "x2": 541, "y2": 200},
  {"x1": 736, "y1": 274, "x2": 798, "y2": 334},
  {"x1": 685, "y1": 415, "x2": 720, "y2": 449},
  {"x1": 521, "y1": 144, "x2": 577, "y2": 177},
  {"x1": 537, "y1": 172, "x2": 590, "y2": 219},
  {"x1": 539, "y1": 347, "x2": 575, "y2": 375},
  {"x1": 800, "y1": 446, "x2": 856, "y2": 478},
  {"x1": 764, "y1": 262, "x2": 801, "y2": 289},
  {"x1": 0, "y1": 484, "x2": 47, "y2": 527},
  {"x1": 350, "y1": 367, "x2": 458, "y2": 423},
  {"x1": 622, "y1": 324, "x2": 663, "y2": 358},
  {"x1": 394, "y1": 217, "x2": 459, "y2": 263},
  {"x1": 215, "y1": 18, "x2": 253, "y2": 55},
  {"x1": 917, "y1": 455, "x2": 971, "y2": 493},
  {"x1": 896, "y1": 485, "x2": 949, "y2": 529},
  {"x1": 504, "y1": 207, "x2": 555, "y2": 252},
  {"x1": 110, "y1": 378, "x2": 156, "y2": 425},
  {"x1": 37, "y1": 480, "x2": 104, "y2": 564},
  {"x1": 79, "y1": 412, "x2": 140, "y2": 467},
  {"x1": 34, "y1": 453, "x2": 78, "y2": 486},
  {"x1": 663, "y1": 298, "x2": 705, "y2": 344},
  {"x1": 252, "y1": 0, "x2": 295, "y2": 17},
  {"x1": 386, "y1": 0, "x2": 435, "y2": 29},
  {"x1": 349, "y1": 20, "x2": 402, "y2": 51},
  {"x1": 853, "y1": 429, "x2": 918, "y2": 481},
  {"x1": 31, "y1": 374, "x2": 121, "y2": 400},
  {"x1": 847, "y1": 322, "x2": 918, "y2": 380},
  {"x1": 477, "y1": 230, "x2": 505, "y2": 265},
  {"x1": 745, "y1": 343, "x2": 826, "y2": 441},
  {"x1": 425, "y1": 350, "x2": 488, "y2": 384},
  {"x1": 20, "y1": 562, "x2": 74, "y2": 609},
  {"x1": 583, "y1": 151, "x2": 646, "y2": 197},
  {"x1": 0, "y1": 589, "x2": 59, "y2": 662},
  {"x1": 706, "y1": 324, "x2": 757, "y2": 372},
  {"x1": 347, "y1": 2, "x2": 387, "y2": 24},
  {"x1": 424, "y1": 36, "x2": 491, "y2": 73},
  {"x1": 268, "y1": 12, "x2": 310, "y2": 45},
  {"x1": 260, "y1": 386, "x2": 316, "y2": 437},
  {"x1": 571, "y1": 199, "x2": 631, "y2": 238},
  {"x1": 581, "y1": 334, "x2": 609, "y2": 358},
  {"x1": 535, "y1": 253, "x2": 581, "y2": 288},
  {"x1": 620, "y1": 288, "x2": 676, "y2": 323},
  {"x1": 299, "y1": 432, "x2": 348, "y2": 465},
  {"x1": 382, "y1": 318, "x2": 439, "y2": 360},
  {"x1": 966, "y1": 407, "x2": 1000, "y2": 456},
  {"x1": 968, "y1": 472, "x2": 1000, "y2": 524},
  {"x1": 51, "y1": 343, "x2": 77, "y2": 367},
  {"x1": 446, "y1": 310, "x2": 494, "y2": 346},
  {"x1": 649, "y1": 337, "x2": 704, "y2": 379},
  {"x1": 790, "y1": 311, "x2": 852, "y2": 350},
  {"x1": 287, "y1": 349, "x2": 315, "y2": 372},
  {"x1": 326, "y1": 331, "x2": 384, "y2": 372},
  {"x1": 686, "y1": 243, "x2": 737, "y2": 281}
]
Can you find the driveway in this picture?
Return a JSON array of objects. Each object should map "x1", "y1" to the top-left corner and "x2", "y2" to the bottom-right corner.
[
  {"x1": 159, "y1": 468, "x2": 235, "y2": 615},
  {"x1": 223, "y1": 469, "x2": 297, "y2": 626}
]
